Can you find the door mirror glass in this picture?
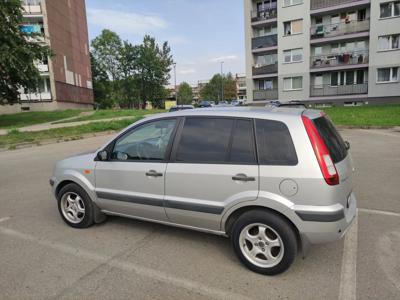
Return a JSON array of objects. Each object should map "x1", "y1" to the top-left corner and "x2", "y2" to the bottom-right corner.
[
  {"x1": 97, "y1": 150, "x2": 108, "y2": 161},
  {"x1": 344, "y1": 141, "x2": 351, "y2": 150}
]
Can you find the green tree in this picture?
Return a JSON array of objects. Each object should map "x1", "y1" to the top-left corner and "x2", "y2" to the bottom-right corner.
[
  {"x1": 200, "y1": 73, "x2": 237, "y2": 102},
  {"x1": 91, "y1": 29, "x2": 122, "y2": 81},
  {"x1": 0, "y1": 0, "x2": 51, "y2": 104},
  {"x1": 90, "y1": 53, "x2": 113, "y2": 108},
  {"x1": 177, "y1": 82, "x2": 193, "y2": 104},
  {"x1": 90, "y1": 31, "x2": 173, "y2": 109},
  {"x1": 118, "y1": 41, "x2": 139, "y2": 108},
  {"x1": 136, "y1": 35, "x2": 173, "y2": 108},
  {"x1": 223, "y1": 73, "x2": 237, "y2": 100}
]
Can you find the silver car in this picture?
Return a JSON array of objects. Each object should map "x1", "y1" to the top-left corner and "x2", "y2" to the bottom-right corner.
[{"x1": 50, "y1": 107, "x2": 357, "y2": 275}]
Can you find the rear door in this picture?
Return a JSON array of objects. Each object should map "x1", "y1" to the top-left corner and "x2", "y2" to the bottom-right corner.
[{"x1": 164, "y1": 117, "x2": 259, "y2": 231}]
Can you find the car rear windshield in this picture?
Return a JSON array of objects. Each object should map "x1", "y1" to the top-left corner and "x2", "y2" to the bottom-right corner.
[{"x1": 313, "y1": 116, "x2": 347, "y2": 163}]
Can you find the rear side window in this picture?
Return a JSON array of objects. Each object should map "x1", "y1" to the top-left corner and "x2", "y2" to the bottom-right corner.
[
  {"x1": 255, "y1": 119, "x2": 298, "y2": 165},
  {"x1": 229, "y1": 119, "x2": 256, "y2": 164},
  {"x1": 313, "y1": 116, "x2": 347, "y2": 163},
  {"x1": 175, "y1": 118, "x2": 234, "y2": 163}
]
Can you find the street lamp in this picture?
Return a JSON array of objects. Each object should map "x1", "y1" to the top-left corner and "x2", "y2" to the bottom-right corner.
[
  {"x1": 220, "y1": 61, "x2": 224, "y2": 103},
  {"x1": 173, "y1": 63, "x2": 177, "y2": 105}
]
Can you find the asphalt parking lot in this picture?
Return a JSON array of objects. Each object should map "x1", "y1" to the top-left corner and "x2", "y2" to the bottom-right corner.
[{"x1": 0, "y1": 128, "x2": 399, "y2": 300}]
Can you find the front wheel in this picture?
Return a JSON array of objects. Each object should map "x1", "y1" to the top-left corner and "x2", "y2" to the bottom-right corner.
[
  {"x1": 231, "y1": 210, "x2": 298, "y2": 275},
  {"x1": 57, "y1": 183, "x2": 94, "y2": 228}
]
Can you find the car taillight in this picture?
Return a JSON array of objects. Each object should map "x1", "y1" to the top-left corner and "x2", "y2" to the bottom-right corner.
[{"x1": 302, "y1": 115, "x2": 339, "y2": 185}]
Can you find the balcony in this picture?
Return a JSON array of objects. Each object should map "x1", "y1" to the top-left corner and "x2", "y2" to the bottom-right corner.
[
  {"x1": 252, "y1": 63, "x2": 278, "y2": 76},
  {"x1": 311, "y1": 0, "x2": 368, "y2": 10},
  {"x1": 251, "y1": 8, "x2": 277, "y2": 23},
  {"x1": 21, "y1": 0, "x2": 42, "y2": 15},
  {"x1": 253, "y1": 89, "x2": 278, "y2": 101},
  {"x1": 20, "y1": 92, "x2": 51, "y2": 101},
  {"x1": 310, "y1": 83, "x2": 368, "y2": 97},
  {"x1": 310, "y1": 50, "x2": 368, "y2": 70},
  {"x1": 36, "y1": 63, "x2": 49, "y2": 72},
  {"x1": 252, "y1": 35, "x2": 278, "y2": 51},
  {"x1": 310, "y1": 19, "x2": 370, "y2": 40}
]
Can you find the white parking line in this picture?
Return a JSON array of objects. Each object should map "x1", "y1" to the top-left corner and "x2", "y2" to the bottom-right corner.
[
  {"x1": 0, "y1": 226, "x2": 250, "y2": 300},
  {"x1": 358, "y1": 208, "x2": 400, "y2": 218},
  {"x1": 0, "y1": 217, "x2": 11, "y2": 223},
  {"x1": 338, "y1": 214, "x2": 358, "y2": 300}
]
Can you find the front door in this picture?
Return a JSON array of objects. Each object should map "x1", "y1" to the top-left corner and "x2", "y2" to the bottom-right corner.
[
  {"x1": 95, "y1": 118, "x2": 177, "y2": 221},
  {"x1": 164, "y1": 117, "x2": 259, "y2": 231}
]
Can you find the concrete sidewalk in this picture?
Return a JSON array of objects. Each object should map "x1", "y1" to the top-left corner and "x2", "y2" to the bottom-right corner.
[{"x1": 0, "y1": 115, "x2": 136, "y2": 135}]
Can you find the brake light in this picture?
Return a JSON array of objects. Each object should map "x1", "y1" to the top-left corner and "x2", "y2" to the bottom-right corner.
[{"x1": 302, "y1": 115, "x2": 339, "y2": 185}]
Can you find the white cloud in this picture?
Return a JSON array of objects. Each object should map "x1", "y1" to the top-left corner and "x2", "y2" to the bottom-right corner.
[
  {"x1": 178, "y1": 68, "x2": 196, "y2": 75},
  {"x1": 209, "y1": 55, "x2": 239, "y2": 62},
  {"x1": 88, "y1": 9, "x2": 168, "y2": 35},
  {"x1": 167, "y1": 35, "x2": 189, "y2": 45}
]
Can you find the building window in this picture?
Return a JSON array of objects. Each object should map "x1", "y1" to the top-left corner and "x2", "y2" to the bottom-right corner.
[
  {"x1": 257, "y1": 0, "x2": 277, "y2": 12},
  {"x1": 255, "y1": 25, "x2": 277, "y2": 37},
  {"x1": 331, "y1": 70, "x2": 366, "y2": 86},
  {"x1": 258, "y1": 79, "x2": 274, "y2": 90},
  {"x1": 314, "y1": 74, "x2": 323, "y2": 87},
  {"x1": 283, "y1": 48, "x2": 303, "y2": 63},
  {"x1": 378, "y1": 34, "x2": 400, "y2": 50},
  {"x1": 283, "y1": 77, "x2": 302, "y2": 90},
  {"x1": 283, "y1": 0, "x2": 302, "y2": 7},
  {"x1": 283, "y1": 19, "x2": 303, "y2": 36},
  {"x1": 377, "y1": 67, "x2": 399, "y2": 83},
  {"x1": 255, "y1": 53, "x2": 277, "y2": 66},
  {"x1": 380, "y1": 1, "x2": 400, "y2": 18}
]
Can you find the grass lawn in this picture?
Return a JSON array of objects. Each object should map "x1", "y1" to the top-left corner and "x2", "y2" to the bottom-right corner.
[
  {"x1": 53, "y1": 109, "x2": 166, "y2": 124},
  {"x1": 0, "y1": 118, "x2": 139, "y2": 149},
  {"x1": 323, "y1": 105, "x2": 400, "y2": 127},
  {"x1": 0, "y1": 110, "x2": 84, "y2": 129}
]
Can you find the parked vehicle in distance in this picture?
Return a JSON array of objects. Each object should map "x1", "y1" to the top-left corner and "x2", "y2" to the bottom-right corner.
[
  {"x1": 51, "y1": 107, "x2": 356, "y2": 275},
  {"x1": 216, "y1": 101, "x2": 232, "y2": 107},
  {"x1": 198, "y1": 100, "x2": 212, "y2": 108},
  {"x1": 231, "y1": 99, "x2": 247, "y2": 106},
  {"x1": 209, "y1": 101, "x2": 216, "y2": 107},
  {"x1": 265, "y1": 100, "x2": 306, "y2": 108},
  {"x1": 169, "y1": 105, "x2": 194, "y2": 112}
]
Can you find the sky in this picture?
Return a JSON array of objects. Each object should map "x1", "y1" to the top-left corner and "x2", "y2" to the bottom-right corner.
[{"x1": 86, "y1": 0, "x2": 245, "y2": 86}]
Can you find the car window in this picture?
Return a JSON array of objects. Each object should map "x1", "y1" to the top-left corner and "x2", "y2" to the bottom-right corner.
[
  {"x1": 313, "y1": 116, "x2": 347, "y2": 163},
  {"x1": 255, "y1": 119, "x2": 298, "y2": 165},
  {"x1": 175, "y1": 118, "x2": 234, "y2": 163},
  {"x1": 112, "y1": 119, "x2": 176, "y2": 161},
  {"x1": 230, "y1": 119, "x2": 256, "y2": 164}
]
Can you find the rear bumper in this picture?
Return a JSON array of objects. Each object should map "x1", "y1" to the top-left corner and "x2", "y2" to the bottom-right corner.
[{"x1": 293, "y1": 192, "x2": 357, "y2": 244}]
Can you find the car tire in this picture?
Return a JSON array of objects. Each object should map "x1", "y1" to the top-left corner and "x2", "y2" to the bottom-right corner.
[
  {"x1": 57, "y1": 183, "x2": 95, "y2": 228},
  {"x1": 231, "y1": 210, "x2": 298, "y2": 275}
]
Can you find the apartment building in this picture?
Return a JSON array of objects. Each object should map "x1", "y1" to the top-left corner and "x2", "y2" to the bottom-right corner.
[
  {"x1": 244, "y1": 0, "x2": 400, "y2": 105},
  {"x1": 2, "y1": 0, "x2": 93, "y2": 114},
  {"x1": 235, "y1": 74, "x2": 248, "y2": 100}
]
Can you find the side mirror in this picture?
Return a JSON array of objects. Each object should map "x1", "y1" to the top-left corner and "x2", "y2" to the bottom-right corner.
[
  {"x1": 97, "y1": 150, "x2": 108, "y2": 161},
  {"x1": 344, "y1": 141, "x2": 350, "y2": 150}
]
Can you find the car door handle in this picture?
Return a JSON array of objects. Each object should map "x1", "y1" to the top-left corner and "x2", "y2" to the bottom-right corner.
[
  {"x1": 146, "y1": 170, "x2": 163, "y2": 177},
  {"x1": 232, "y1": 173, "x2": 255, "y2": 182}
]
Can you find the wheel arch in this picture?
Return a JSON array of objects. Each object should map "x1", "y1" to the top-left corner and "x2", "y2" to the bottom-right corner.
[
  {"x1": 55, "y1": 180, "x2": 75, "y2": 198},
  {"x1": 55, "y1": 179, "x2": 106, "y2": 224},
  {"x1": 224, "y1": 205, "x2": 302, "y2": 251}
]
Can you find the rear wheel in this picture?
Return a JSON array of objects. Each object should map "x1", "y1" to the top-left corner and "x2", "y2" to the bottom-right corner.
[
  {"x1": 57, "y1": 183, "x2": 94, "y2": 228},
  {"x1": 231, "y1": 210, "x2": 297, "y2": 275}
]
